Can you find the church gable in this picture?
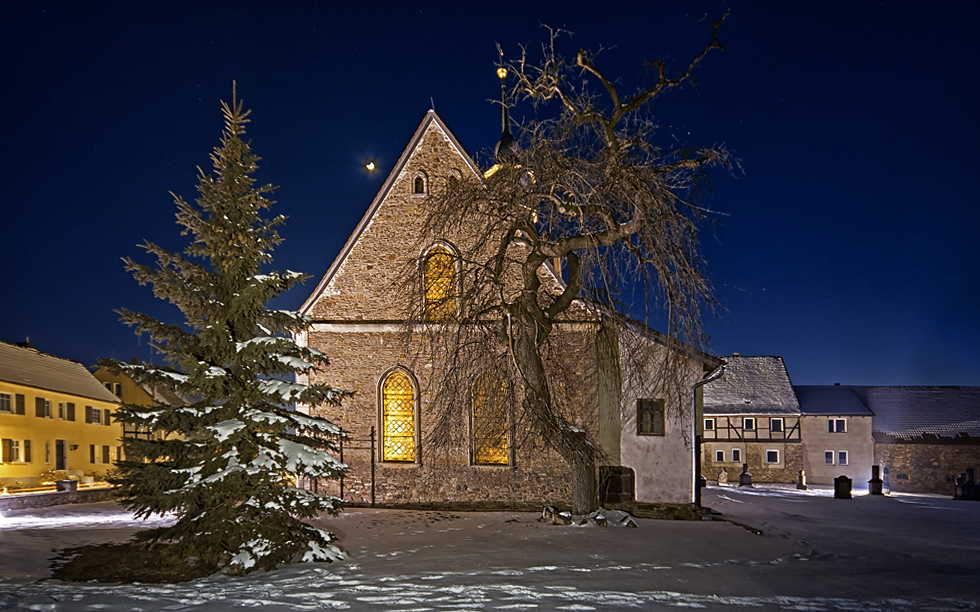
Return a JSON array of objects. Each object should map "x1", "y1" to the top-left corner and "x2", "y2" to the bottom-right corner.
[{"x1": 300, "y1": 111, "x2": 482, "y2": 322}]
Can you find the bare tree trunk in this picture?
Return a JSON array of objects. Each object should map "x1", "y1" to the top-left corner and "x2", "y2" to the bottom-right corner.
[
  {"x1": 510, "y1": 310, "x2": 599, "y2": 514},
  {"x1": 569, "y1": 445, "x2": 598, "y2": 515}
]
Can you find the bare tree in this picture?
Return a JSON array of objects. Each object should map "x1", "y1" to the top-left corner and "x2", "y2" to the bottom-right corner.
[{"x1": 404, "y1": 15, "x2": 733, "y2": 514}]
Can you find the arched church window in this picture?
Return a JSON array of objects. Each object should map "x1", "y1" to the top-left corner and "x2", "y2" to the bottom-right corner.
[
  {"x1": 413, "y1": 174, "x2": 426, "y2": 194},
  {"x1": 472, "y1": 371, "x2": 508, "y2": 465},
  {"x1": 423, "y1": 245, "x2": 457, "y2": 322},
  {"x1": 381, "y1": 370, "x2": 417, "y2": 462}
]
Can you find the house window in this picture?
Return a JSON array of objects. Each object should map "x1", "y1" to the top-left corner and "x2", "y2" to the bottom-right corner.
[
  {"x1": 766, "y1": 450, "x2": 779, "y2": 464},
  {"x1": 381, "y1": 370, "x2": 416, "y2": 462},
  {"x1": 637, "y1": 398, "x2": 665, "y2": 436},
  {"x1": 838, "y1": 451, "x2": 848, "y2": 466},
  {"x1": 472, "y1": 372, "x2": 508, "y2": 465},
  {"x1": 732, "y1": 448, "x2": 742, "y2": 463},
  {"x1": 1, "y1": 439, "x2": 22, "y2": 463},
  {"x1": 35, "y1": 398, "x2": 52, "y2": 418},
  {"x1": 86, "y1": 406, "x2": 102, "y2": 425},
  {"x1": 825, "y1": 450, "x2": 834, "y2": 465},
  {"x1": 58, "y1": 402, "x2": 65, "y2": 420},
  {"x1": 113, "y1": 383, "x2": 122, "y2": 397},
  {"x1": 704, "y1": 418, "x2": 715, "y2": 431},
  {"x1": 743, "y1": 417, "x2": 755, "y2": 431},
  {"x1": 0, "y1": 393, "x2": 10, "y2": 413},
  {"x1": 715, "y1": 450, "x2": 725, "y2": 462},
  {"x1": 423, "y1": 245, "x2": 457, "y2": 322},
  {"x1": 770, "y1": 418, "x2": 783, "y2": 433},
  {"x1": 829, "y1": 418, "x2": 846, "y2": 433}
]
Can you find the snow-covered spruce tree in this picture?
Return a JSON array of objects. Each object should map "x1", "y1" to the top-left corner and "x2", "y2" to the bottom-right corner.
[{"x1": 104, "y1": 85, "x2": 351, "y2": 575}]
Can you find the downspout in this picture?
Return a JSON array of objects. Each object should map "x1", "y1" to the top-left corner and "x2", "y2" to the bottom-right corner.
[{"x1": 692, "y1": 363, "x2": 725, "y2": 508}]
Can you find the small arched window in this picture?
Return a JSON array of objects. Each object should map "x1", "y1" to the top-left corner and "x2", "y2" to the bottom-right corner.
[
  {"x1": 472, "y1": 372, "x2": 508, "y2": 465},
  {"x1": 423, "y1": 245, "x2": 457, "y2": 322},
  {"x1": 381, "y1": 370, "x2": 417, "y2": 462},
  {"x1": 413, "y1": 174, "x2": 426, "y2": 194}
]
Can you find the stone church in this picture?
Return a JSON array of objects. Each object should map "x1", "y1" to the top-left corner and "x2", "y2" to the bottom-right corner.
[{"x1": 296, "y1": 110, "x2": 722, "y2": 508}]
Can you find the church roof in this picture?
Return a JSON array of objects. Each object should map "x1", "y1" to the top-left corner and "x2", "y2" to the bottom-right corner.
[
  {"x1": 0, "y1": 341, "x2": 120, "y2": 403},
  {"x1": 703, "y1": 355, "x2": 800, "y2": 415}
]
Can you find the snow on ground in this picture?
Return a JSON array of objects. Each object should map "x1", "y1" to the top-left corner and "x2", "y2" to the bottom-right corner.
[{"x1": 1, "y1": 486, "x2": 979, "y2": 611}]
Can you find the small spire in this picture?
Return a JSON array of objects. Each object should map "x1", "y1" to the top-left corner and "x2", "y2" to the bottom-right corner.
[{"x1": 494, "y1": 47, "x2": 519, "y2": 162}]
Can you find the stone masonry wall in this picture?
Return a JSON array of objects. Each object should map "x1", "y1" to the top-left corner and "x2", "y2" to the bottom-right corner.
[
  {"x1": 876, "y1": 442, "x2": 980, "y2": 495},
  {"x1": 703, "y1": 442, "x2": 804, "y2": 485}
]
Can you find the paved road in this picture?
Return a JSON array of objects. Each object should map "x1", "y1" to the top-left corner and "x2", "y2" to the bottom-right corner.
[{"x1": 1, "y1": 486, "x2": 978, "y2": 611}]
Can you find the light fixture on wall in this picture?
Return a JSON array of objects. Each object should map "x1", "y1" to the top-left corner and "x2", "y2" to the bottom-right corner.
[{"x1": 70, "y1": 444, "x2": 79, "y2": 451}]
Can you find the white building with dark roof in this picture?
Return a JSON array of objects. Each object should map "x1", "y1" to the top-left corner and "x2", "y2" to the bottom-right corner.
[{"x1": 794, "y1": 385, "x2": 875, "y2": 486}]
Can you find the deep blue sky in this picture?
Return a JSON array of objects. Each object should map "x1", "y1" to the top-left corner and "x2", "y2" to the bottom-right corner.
[{"x1": 2, "y1": 2, "x2": 978, "y2": 385}]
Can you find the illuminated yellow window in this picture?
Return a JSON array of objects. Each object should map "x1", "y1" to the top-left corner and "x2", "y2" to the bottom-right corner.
[
  {"x1": 472, "y1": 372, "x2": 508, "y2": 465},
  {"x1": 382, "y1": 371, "x2": 416, "y2": 462},
  {"x1": 424, "y1": 246, "x2": 456, "y2": 322}
]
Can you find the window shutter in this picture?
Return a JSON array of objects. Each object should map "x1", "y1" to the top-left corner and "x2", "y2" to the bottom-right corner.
[
  {"x1": 15, "y1": 394, "x2": 25, "y2": 415},
  {"x1": 90, "y1": 445, "x2": 96, "y2": 463},
  {"x1": 85, "y1": 406, "x2": 93, "y2": 423},
  {"x1": 101, "y1": 445, "x2": 110, "y2": 464},
  {"x1": 66, "y1": 403, "x2": 75, "y2": 421},
  {"x1": 35, "y1": 397, "x2": 45, "y2": 417},
  {"x1": 24, "y1": 440, "x2": 31, "y2": 463},
  {"x1": 1, "y1": 439, "x2": 11, "y2": 462},
  {"x1": 104, "y1": 410, "x2": 112, "y2": 426}
]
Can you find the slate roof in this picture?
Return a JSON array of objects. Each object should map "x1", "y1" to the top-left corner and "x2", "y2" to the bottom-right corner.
[
  {"x1": 703, "y1": 355, "x2": 800, "y2": 415},
  {"x1": 794, "y1": 385, "x2": 873, "y2": 416},
  {"x1": 0, "y1": 341, "x2": 120, "y2": 403},
  {"x1": 850, "y1": 386, "x2": 980, "y2": 443}
]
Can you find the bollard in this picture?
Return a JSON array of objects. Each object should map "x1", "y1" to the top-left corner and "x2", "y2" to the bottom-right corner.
[
  {"x1": 797, "y1": 469, "x2": 807, "y2": 490},
  {"x1": 834, "y1": 475, "x2": 852, "y2": 499}
]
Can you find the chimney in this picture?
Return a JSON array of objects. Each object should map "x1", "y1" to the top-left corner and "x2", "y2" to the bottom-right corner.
[{"x1": 732, "y1": 352, "x2": 740, "y2": 357}]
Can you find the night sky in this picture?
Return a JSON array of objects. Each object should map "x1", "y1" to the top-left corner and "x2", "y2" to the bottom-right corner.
[{"x1": 2, "y1": 2, "x2": 978, "y2": 385}]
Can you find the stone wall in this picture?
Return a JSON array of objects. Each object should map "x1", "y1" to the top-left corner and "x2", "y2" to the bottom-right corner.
[
  {"x1": 0, "y1": 486, "x2": 115, "y2": 511},
  {"x1": 875, "y1": 442, "x2": 980, "y2": 495},
  {"x1": 702, "y1": 442, "x2": 804, "y2": 484}
]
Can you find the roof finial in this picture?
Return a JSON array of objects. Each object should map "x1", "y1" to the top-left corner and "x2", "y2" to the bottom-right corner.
[{"x1": 494, "y1": 43, "x2": 519, "y2": 161}]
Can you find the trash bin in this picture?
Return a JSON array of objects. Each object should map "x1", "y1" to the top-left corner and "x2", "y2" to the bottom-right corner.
[
  {"x1": 834, "y1": 475, "x2": 852, "y2": 499},
  {"x1": 57, "y1": 479, "x2": 78, "y2": 492}
]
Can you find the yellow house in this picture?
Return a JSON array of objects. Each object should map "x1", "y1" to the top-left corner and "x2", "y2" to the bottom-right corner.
[
  {"x1": 0, "y1": 341, "x2": 122, "y2": 487},
  {"x1": 92, "y1": 363, "x2": 184, "y2": 440}
]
